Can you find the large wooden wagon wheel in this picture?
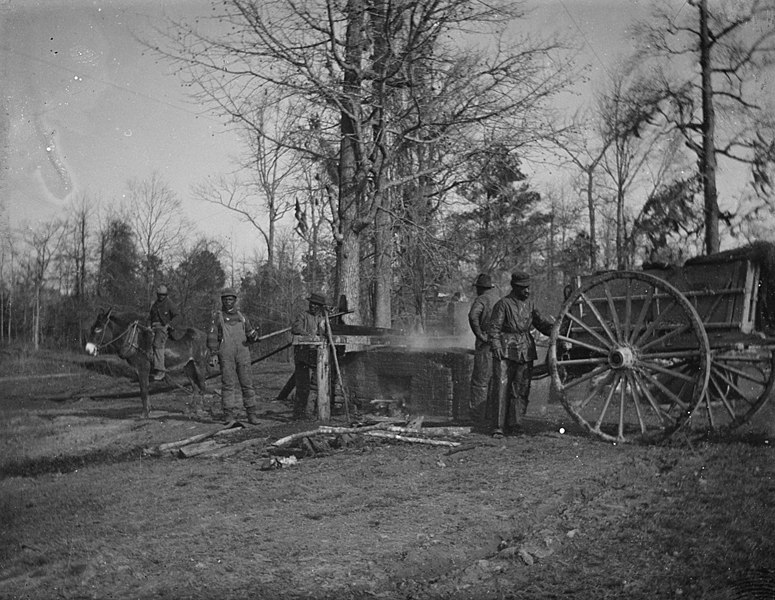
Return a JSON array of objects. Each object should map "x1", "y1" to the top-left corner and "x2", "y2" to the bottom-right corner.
[
  {"x1": 691, "y1": 346, "x2": 775, "y2": 431},
  {"x1": 548, "y1": 271, "x2": 711, "y2": 444}
]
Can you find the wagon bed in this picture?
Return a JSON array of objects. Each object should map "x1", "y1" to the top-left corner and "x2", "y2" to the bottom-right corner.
[{"x1": 548, "y1": 243, "x2": 775, "y2": 443}]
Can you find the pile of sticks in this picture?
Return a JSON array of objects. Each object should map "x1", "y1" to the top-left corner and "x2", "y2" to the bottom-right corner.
[{"x1": 144, "y1": 417, "x2": 474, "y2": 463}]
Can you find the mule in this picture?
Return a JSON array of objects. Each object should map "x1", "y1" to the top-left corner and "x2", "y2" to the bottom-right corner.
[{"x1": 85, "y1": 308, "x2": 210, "y2": 418}]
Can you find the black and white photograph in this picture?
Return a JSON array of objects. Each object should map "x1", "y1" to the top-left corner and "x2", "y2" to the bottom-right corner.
[{"x1": 1, "y1": 0, "x2": 774, "y2": 598}]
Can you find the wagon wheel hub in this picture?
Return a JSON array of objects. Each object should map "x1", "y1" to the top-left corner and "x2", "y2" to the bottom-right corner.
[{"x1": 609, "y1": 346, "x2": 635, "y2": 369}]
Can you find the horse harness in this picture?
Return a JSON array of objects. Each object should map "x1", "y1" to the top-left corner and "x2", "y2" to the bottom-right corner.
[{"x1": 92, "y1": 310, "x2": 150, "y2": 360}]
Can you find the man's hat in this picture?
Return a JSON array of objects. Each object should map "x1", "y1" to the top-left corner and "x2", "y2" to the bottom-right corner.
[
  {"x1": 220, "y1": 287, "x2": 238, "y2": 298},
  {"x1": 156, "y1": 284, "x2": 168, "y2": 295},
  {"x1": 473, "y1": 273, "x2": 494, "y2": 289},
  {"x1": 307, "y1": 292, "x2": 329, "y2": 306},
  {"x1": 510, "y1": 271, "x2": 531, "y2": 287}
]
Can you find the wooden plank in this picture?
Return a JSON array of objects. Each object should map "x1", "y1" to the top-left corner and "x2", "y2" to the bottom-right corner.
[{"x1": 316, "y1": 342, "x2": 331, "y2": 421}]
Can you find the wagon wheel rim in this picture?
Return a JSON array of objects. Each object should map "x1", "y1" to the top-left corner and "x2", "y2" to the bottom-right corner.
[
  {"x1": 548, "y1": 271, "x2": 711, "y2": 444},
  {"x1": 689, "y1": 346, "x2": 775, "y2": 432}
]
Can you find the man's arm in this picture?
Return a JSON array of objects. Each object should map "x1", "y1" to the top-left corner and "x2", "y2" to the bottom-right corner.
[
  {"x1": 531, "y1": 307, "x2": 555, "y2": 338},
  {"x1": 243, "y1": 315, "x2": 259, "y2": 343},
  {"x1": 468, "y1": 300, "x2": 487, "y2": 344},
  {"x1": 488, "y1": 301, "x2": 505, "y2": 359},
  {"x1": 206, "y1": 313, "x2": 220, "y2": 352}
]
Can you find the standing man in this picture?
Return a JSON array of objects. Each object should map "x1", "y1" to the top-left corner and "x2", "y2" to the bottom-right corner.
[
  {"x1": 148, "y1": 284, "x2": 178, "y2": 381},
  {"x1": 206, "y1": 287, "x2": 261, "y2": 425},
  {"x1": 488, "y1": 271, "x2": 554, "y2": 437},
  {"x1": 467, "y1": 273, "x2": 498, "y2": 425},
  {"x1": 291, "y1": 293, "x2": 328, "y2": 420}
]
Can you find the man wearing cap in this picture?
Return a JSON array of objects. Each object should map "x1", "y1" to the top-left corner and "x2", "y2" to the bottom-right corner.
[
  {"x1": 468, "y1": 273, "x2": 499, "y2": 424},
  {"x1": 206, "y1": 287, "x2": 261, "y2": 424},
  {"x1": 291, "y1": 293, "x2": 329, "y2": 420},
  {"x1": 148, "y1": 284, "x2": 178, "y2": 381},
  {"x1": 487, "y1": 271, "x2": 554, "y2": 437}
]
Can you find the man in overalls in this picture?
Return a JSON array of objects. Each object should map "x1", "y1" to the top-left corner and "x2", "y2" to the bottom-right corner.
[{"x1": 206, "y1": 288, "x2": 260, "y2": 424}]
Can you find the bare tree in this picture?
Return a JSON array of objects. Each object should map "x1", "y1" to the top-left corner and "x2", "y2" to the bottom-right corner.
[
  {"x1": 546, "y1": 114, "x2": 614, "y2": 271},
  {"x1": 0, "y1": 216, "x2": 16, "y2": 343},
  {"x1": 596, "y1": 65, "x2": 687, "y2": 268},
  {"x1": 633, "y1": 0, "x2": 775, "y2": 254},
  {"x1": 193, "y1": 104, "x2": 298, "y2": 268},
  {"x1": 21, "y1": 220, "x2": 65, "y2": 349},
  {"x1": 124, "y1": 171, "x2": 193, "y2": 301},
  {"x1": 153, "y1": 0, "x2": 572, "y2": 325}
]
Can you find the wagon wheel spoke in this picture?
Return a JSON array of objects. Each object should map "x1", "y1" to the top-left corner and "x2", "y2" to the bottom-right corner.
[
  {"x1": 629, "y1": 370, "x2": 679, "y2": 429},
  {"x1": 577, "y1": 291, "x2": 619, "y2": 346},
  {"x1": 693, "y1": 347, "x2": 775, "y2": 432},
  {"x1": 557, "y1": 333, "x2": 609, "y2": 357},
  {"x1": 590, "y1": 372, "x2": 620, "y2": 432},
  {"x1": 624, "y1": 283, "x2": 633, "y2": 341},
  {"x1": 637, "y1": 358, "x2": 699, "y2": 388},
  {"x1": 631, "y1": 299, "x2": 679, "y2": 348},
  {"x1": 549, "y1": 270, "x2": 710, "y2": 444},
  {"x1": 604, "y1": 284, "x2": 624, "y2": 343},
  {"x1": 561, "y1": 363, "x2": 612, "y2": 392},
  {"x1": 563, "y1": 310, "x2": 616, "y2": 353},
  {"x1": 705, "y1": 374, "x2": 737, "y2": 425},
  {"x1": 617, "y1": 374, "x2": 628, "y2": 440},
  {"x1": 628, "y1": 286, "x2": 655, "y2": 345},
  {"x1": 639, "y1": 323, "x2": 691, "y2": 352}
]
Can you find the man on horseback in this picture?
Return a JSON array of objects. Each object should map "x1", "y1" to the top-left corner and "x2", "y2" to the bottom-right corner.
[
  {"x1": 148, "y1": 284, "x2": 179, "y2": 381},
  {"x1": 206, "y1": 287, "x2": 261, "y2": 425}
]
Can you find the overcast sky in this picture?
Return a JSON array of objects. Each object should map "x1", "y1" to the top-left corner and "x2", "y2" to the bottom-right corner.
[
  {"x1": 2, "y1": 0, "x2": 259, "y2": 251},
  {"x1": 1, "y1": 0, "x2": 688, "y2": 256}
]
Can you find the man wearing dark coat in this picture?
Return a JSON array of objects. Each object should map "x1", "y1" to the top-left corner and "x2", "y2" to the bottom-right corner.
[
  {"x1": 148, "y1": 284, "x2": 178, "y2": 380},
  {"x1": 291, "y1": 293, "x2": 329, "y2": 420},
  {"x1": 488, "y1": 271, "x2": 554, "y2": 437},
  {"x1": 467, "y1": 273, "x2": 498, "y2": 424}
]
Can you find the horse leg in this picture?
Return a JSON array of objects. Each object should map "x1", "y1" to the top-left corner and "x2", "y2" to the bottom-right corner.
[
  {"x1": 136, "y1": 358, "x2": 152, "y2": 418},
  {"x1": 183, "y1": 360, "x2": 209, "y2": 418}
]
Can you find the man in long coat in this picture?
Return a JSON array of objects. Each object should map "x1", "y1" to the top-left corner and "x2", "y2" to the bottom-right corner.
[
  {"x1": 488, "y1": 271, "x2": 554, "y2": 437},
  {"x1": 467, "y1": 273, "x2": 498, "y2": 424}
]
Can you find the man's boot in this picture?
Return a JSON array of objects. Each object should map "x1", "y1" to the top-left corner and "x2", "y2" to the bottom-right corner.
[
  {"x1": 246, "y1": 409, "x2": 260, "y2": 425},
  {"x1": 222, "y1": 409, "x2": 238, "y2": 424}
]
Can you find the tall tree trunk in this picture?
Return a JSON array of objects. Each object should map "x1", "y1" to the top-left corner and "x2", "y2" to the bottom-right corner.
[
  {"x1": 586, "y1": 169, "x2": 597, "y2": 270},
  {"x1": 616, "y1": 187, "x2": 625, "y2": 269},
  {"x1": 34, "y1": 286, "x2": 40, "y2": 350},
  {"x1": 699, "y1": 0, "x2": 719, "y2": 254},
  {"x1": 336, "y1": 0, "x2": 365, "y2": 324},
  {"x1": 374, "y1": 191, "x2": 392, "y2": 328}
]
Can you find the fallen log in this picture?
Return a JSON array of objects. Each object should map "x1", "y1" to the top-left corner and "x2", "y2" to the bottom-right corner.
[
  {"x1": 445, "y1": 443, "x2": 477, "y2": 455},
  {"x1": 363, "y1": 430, "x2": 460, "y2": 447},
  {"x1": 271, "y1": 422, "x2": 392, "y2": 448},
  {"x1": 151, "y1": 424, "x2": 243, "y2": 454},
  {"x1": 156, "y1": 429, "x2": 222, "y2": 452},
  {"x1": 178, "y1": 439, "x2": 224, "y2": 457},
  {"x1": 385, "y1": 425, "x2": 471, "y2": 437}
]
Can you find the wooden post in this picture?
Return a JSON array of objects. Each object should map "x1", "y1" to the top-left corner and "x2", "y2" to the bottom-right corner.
[{"x1": 316, "y1": 341, "x2": 331, "y2": 421}]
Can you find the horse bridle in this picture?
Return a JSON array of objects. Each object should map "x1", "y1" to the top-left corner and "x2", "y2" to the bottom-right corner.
[{"x1": 93, "y1": 309, "x2": 135, "y2": 353}]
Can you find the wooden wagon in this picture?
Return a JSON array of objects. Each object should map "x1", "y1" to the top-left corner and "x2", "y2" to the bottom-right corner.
[{"x1": 548, "y1": 244, "x2": 775, "y2": 443}]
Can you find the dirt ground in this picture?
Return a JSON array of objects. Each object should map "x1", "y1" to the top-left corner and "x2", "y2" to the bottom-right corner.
[{"x1": 1, "y1": 347, "x2": 774, "y2": 600}]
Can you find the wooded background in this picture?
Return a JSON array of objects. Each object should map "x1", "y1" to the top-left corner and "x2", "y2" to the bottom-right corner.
[{"x1": 2, "y1": 0, "x2": 774, "y2": 350}]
